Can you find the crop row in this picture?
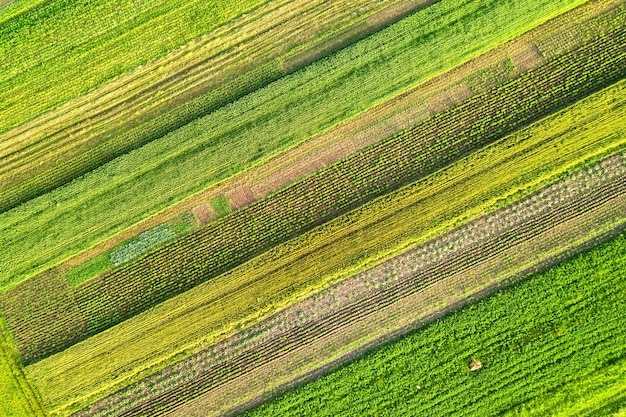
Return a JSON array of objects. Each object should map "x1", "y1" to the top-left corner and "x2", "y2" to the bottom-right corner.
[
  {"x1": 241, "y1": 227, "x2": 626, "y2": 417},
  {"x1": 0, "y1": 0, "x2": 606, "y2": 290},
  {"x1": 0, "y1": 0, "x2": 427, "y2": 212},
  {"x1": 500, "y1": 354, "x2": 626, "y2": 416},
  {"x1": 5, "y1": 25, "x2": 625, "y2": 365},
  {"x1": 74, "y1": 153, "x2": 626, "y2": 417},
  {"x1": 22, "y1": 79, "x2": 626, "y2": 415}
]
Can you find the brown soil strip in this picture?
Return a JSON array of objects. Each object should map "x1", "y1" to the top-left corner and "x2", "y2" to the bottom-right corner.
[
  {"x1": 73, "y1": 154, "x2": 626, "y2": 417},
  {"x1": 51, "y1": 0, "x2": 624, "y2": 273}
]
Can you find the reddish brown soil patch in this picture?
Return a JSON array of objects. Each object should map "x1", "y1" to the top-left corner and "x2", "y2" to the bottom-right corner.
[
  {"x1": 225, "y1": 184, "x2": 255, "y2": 210},
  {"x1": 191, "y1": 204, "x2": 216, "y2": 226}
]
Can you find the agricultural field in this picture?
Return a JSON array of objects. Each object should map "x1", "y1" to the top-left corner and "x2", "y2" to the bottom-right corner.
[{"x1": 0, "y1": 0, "x2": 624, "y2": 416}]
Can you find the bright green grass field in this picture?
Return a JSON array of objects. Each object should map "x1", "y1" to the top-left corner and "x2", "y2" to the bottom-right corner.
[
  {"x1": 503, "y1": 355, "x2": 626, "y2": 416},
  {"x1": 244, "y1": 230, "x2": 626, "y2": 417},
  {"x1": 0, "y1": 0, "x2": 586, "y2": 290},
  {"x1": 0, "y1": 0, "x2": 268, "y2": 133}
]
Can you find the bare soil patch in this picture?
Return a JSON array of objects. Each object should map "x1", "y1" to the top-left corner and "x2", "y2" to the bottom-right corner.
[
  {"x1": 191, "y1": 204, "x2": 216, "y2": 227},
  {"x1": 511, "y1": 45, "x2": 546, "y2": 73},
  {"x1": 225, "y1": 184, "x2": 255, "y2": 210}
]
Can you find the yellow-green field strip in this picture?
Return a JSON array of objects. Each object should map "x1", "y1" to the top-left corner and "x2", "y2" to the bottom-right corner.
[
  {"x1": 0, "y1": 318, "x2": 45, "y2": 417},
  {"x1": 242, "y1": 221, "x2": 626, "y2": 417}
]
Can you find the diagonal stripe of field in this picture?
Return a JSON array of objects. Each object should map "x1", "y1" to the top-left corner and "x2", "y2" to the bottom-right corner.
[
  {"x1": 0, "y1": 0, "x2": 597, "y2": 289},
  {"x1": 22, "y1": 78, "x2": 626, "y2": 417},
  {"x1": 0, "y1": 0, "x2": 437, "y2": 212}
]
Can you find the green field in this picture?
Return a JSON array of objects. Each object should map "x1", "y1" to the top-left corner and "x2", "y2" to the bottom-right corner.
[
  {"x1": 0, "y1": 0, "x2": 587, "y2": 290},
  {"x1": 1, "y1": 0, "x2": 624, "y2": 415},
  {"x1": 0, "y1": 0, "x2": 268, "y2": 133},
  {"x1": 243, "y1": 229, "x2": 626, "y2": 416},
  {"x1": 503, "y1": 355, "x2": 626, "y2": 416},
  {"x1": 22, "y1": 78, "x2": 626, "y2": 416},
  {"x1": 0, "y1": 319, "x2": 44, "y2": 417}
]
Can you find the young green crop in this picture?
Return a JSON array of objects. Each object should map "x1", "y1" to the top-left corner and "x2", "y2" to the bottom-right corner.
[
  {"x1": 502, "y1": 355, "x2": 626, "y2": 416},
  {"x1": 0, "y1": 0, "x2": 590, "y2": 290},
  {"x1": 0, "y1": 0, "x2": 269, "y2": 133},
  {"x1": 243, "y1": 230, "x2": 626, "y2": 417}
]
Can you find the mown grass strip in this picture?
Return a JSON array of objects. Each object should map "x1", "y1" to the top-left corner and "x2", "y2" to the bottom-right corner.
[
  {"x1": 0, "y1": 318, "x2": 45, "y2": 417},
  {"x1": 242, "y1": 229, "x2": 626, "y2": 417},
  {"x1": 0, "y1": 0, "x2": 589, "y2": 289},
  {"x1": 22, "y1": 79, "x2": 626, "y2": 416}
]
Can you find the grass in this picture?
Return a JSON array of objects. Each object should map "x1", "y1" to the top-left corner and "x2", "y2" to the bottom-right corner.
[
  {"x1": 0, "y1": 0, "x2": 587, "y2": 290},
  {"x1": 210, "y1": 196, "x2": 232, "y2": 218},
  {"x1": 66, "y1": 253, "x2": 113, "y2": 287},
  {"x1": 502, "y1": 355, "x2": 626, "y2": 416},
  {"x1": 23, "y1": 80, "x2": 626, "y2": 416},
  {"x1": 66, "y1": 212, "x2": 200, "y2": 286},
  {"x1": 0, "y1": 318, "x2": 45, "y2": 417},
  {"x1": 81, "y1": 150, "x2": 626, "y2": 416},
  {"x1": 0, "y1": 0, "x2": 269, "y2": 133},
  {"x1": 242, "y1": 229, "x2": 626, "y2": 417},
  {"x1": 0, "y1": 0, "x2": 46, "y2": 24}
]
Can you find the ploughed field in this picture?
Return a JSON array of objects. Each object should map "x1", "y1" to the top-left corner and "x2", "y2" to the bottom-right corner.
[{"x1": 0, "y1": 0, "x2": 625, "y2": 416}]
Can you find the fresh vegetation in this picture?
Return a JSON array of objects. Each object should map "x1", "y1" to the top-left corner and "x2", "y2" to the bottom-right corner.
[
  {"x1": 0, "y1": 0, "x2": 268, "y2": 133},
  {"x1": 210, "y1": 196, "x2": 232, "y2": 219},
  {"x1": 1, "y1": 1, "x2": 624, "y2": 416},
  {"x1": 243, "y1": 230, "x2": 626, "y2": 416},
  {"x1": 0, "y1": 0, "x2": 591, "y2": 289},
  {"x1": 21, "y1": 80, "x2": 626, "y2": 415},
  {"x1": 33, "y1": 0, "x2": 622, "y2": 291},
  {"x1": 0, "y1": 319, "x2": 44, "y2": 417},
  {"x1": 502, "y1": 354, "x2": 626, "y2": 416},
  {"x1": 6, "y1": 32, "x2": 624, "y2": 366}
]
